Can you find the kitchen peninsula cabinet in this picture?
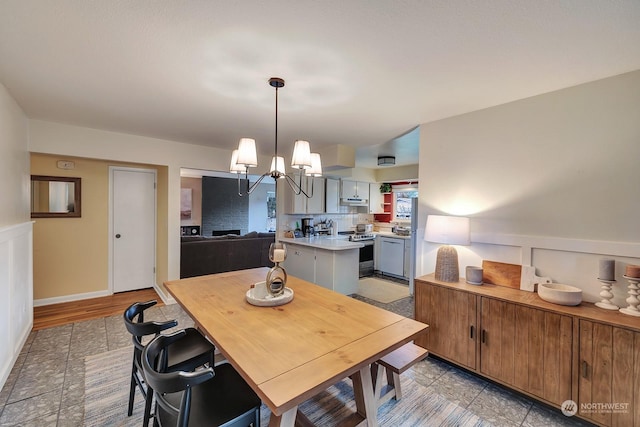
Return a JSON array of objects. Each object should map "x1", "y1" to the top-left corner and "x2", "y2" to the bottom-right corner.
[{"x1": 280, "y1": 237, "x2": 361, "y2": 295}]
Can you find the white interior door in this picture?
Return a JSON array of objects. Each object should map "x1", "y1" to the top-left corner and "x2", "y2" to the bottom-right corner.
[{"x1": 111, "y1": 167, "x2": 156, "y2": 293}]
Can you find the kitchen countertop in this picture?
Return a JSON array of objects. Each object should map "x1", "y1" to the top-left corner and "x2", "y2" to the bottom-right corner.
[
  {"x1": 279, "y1": 236, "x2": 364, "y2": 251},
  {"x1": 375, "y1": 231, "x2": 412, "y2": 240}
]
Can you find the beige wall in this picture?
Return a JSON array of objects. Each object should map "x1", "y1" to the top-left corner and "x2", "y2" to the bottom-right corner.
[
  {"x1": 0, "y1": 83, "x2": 29, "y2": 227},
  {"x1": 417, "y1": 70, "x2": 640, "y2": 303},
  {"x1": 31, "y1": 153, "x2": 168, "y2": 300}
]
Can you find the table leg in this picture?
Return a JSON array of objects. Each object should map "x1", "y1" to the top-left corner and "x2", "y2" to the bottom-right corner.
[
  {"x1": 268, "y1": 406, "x2": 298, "y2": 427},
  {"x1": 352, "y1": 365, "x2": 379, "y2": 427}
]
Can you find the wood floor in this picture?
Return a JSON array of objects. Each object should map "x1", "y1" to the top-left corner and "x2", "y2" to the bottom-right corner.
[{"x1": 32, "y1": 288, "x2": 163, "y2": 331}]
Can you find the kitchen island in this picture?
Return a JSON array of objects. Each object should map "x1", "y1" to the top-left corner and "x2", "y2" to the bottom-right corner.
[{"x1": 279, "y1": 236, "x2": 362, "y2": 295}]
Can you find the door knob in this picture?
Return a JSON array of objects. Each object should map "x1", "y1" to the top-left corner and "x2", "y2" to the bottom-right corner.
[{"x1": 115, "y1": 234, "x2": 121, "y2": 239}]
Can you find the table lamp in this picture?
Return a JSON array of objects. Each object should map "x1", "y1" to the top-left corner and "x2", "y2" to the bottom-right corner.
[{"x1": 425, "y1": 215, "x2": 470, "y2": 282}]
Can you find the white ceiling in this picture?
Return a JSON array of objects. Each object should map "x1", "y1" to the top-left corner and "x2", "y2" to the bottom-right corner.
[{"x1": 1, "y1": 1, "x2": 640, "y2": 169}]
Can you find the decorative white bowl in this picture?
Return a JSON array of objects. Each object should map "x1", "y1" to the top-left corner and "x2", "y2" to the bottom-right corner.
[
  {"x1": 246, "y1": 282, "x2": 294, "y2": 307},
  {"x1": 538, "y1": 283, "x2": 582, "y2": 306}
]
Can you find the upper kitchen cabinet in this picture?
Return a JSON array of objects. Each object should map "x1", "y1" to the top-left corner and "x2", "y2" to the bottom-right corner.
[
  {"x1": 283, "y1": 175, "x2": 325, "y2": 214},
  {"x1": 369, "y1": 183, "x2": 385, "y2": 214},
  {"x1": 340, "y1": 180, "x2": 369, "y2": 206},
  {"x1": 325, "y1": 178, "x2": 340, "y2": 214}
]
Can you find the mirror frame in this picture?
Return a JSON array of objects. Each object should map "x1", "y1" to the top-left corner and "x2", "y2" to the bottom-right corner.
[{"x1": 31, "y1": 175, "x2": 82, "y2": 218}]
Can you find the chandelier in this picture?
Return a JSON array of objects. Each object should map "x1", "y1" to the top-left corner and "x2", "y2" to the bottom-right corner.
[{"x1": 229, "y1": 77, "x2": 322, "y2": 197}]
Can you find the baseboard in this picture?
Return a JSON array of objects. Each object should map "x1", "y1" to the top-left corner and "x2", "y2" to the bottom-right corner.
[
  {"x1": 0, "y1": 318, "x2": 32, "y2": 391},
  {"x1": 33, "y1": 290, "x2": 111, "y2": 307},
  {"x1": 153, "y1": 283, "x2": 175, "y2": 305}
]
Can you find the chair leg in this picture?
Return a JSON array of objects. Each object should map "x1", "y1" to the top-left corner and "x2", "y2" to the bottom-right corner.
[
  {"x1": 143, "y1": 387, "x2": 154, "y2": 427},
  {"x1": 128, "y1": 358, "x2": 137, "y2": 416}
]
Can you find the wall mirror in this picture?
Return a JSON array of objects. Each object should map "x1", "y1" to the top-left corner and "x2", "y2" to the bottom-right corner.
[{"x1": 31, "y1": 175, "x2": 81, "y2": 218}]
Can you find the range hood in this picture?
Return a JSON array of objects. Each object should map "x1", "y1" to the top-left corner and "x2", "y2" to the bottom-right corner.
[{"x1": 340, "y1": 197, "x2": 368, "y2": 206}]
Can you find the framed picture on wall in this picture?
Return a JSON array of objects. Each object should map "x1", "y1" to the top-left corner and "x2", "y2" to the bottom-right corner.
[{"x1": 180, "y1": 188, "x2": 192, "y2": 219}]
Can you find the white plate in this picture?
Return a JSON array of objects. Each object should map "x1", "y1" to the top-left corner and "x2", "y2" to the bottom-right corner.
[{"x1": 246, "y1": 283, "x2": 294, "y2": 307}]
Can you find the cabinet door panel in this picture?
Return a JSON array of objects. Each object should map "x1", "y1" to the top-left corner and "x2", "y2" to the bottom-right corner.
[
  {"x1": 612, "y1": 327, "x2": 634, "y2": 427},
  {"x1": 579, "y1": 321, "x2": 640, "y2": 426},
  {"x1": 414, "y1": 281, "x2": 476, "y2": 370},
  {"x1": 542, "y1": 312, "x2": 572, "y2": 405},
  {"x1": 485, "y1": 301, "x2": 571, "y2": 406}
]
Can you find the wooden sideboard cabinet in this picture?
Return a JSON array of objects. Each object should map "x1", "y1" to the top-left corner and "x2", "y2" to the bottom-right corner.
[{"x1": 415, "y1": 274, "x2": 640, "y2": 426}]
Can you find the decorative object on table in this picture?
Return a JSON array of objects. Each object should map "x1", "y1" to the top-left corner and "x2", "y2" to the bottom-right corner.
[
  {"x1": 379, "y1": 183, "x2": 392, "y2": 193},
  {"x1": 537, "y1": 283, "x2": 583, "y2": 306},
  {"x1": 465, "y1": 266, "x2": 483, "y2": 285},
  {"x1": 246, "y1": 242, "x2": 294, "y2": 306},
  {"x1": 595, "y1": 258, "x2": 618, "y2": 310},
  {"x1": 425, "y1": 215, "x2": 470, "y2": 282},
  {"x1": 480, "y1": 261, "x2": 551, "y2": 292},
  {"x1": 229, "y1": 77, "x2": 322, "y2": 197},
  {"x1": 620, "y1": 264, "x2": 640, "y2": 317}
]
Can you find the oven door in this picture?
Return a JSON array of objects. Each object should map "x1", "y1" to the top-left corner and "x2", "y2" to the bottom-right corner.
[{"x1": 359, "y1": 240, "x2": 375, "y2": 278}]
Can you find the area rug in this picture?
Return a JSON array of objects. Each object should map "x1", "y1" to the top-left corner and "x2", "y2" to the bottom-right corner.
[
  {"x1": 85, "y1": 347, "x2": 487, "y2": 427},
  {"x1": 357, "y1": 277, "x2": 410, "y2": 303},
  {"x1": 85, "y1": 346, "x2": 145, "y2": 427}
]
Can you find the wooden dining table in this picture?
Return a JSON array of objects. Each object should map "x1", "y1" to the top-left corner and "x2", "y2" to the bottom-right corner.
[{"x1": 164, "y1": 267, "x2": 428, "y2": 427}]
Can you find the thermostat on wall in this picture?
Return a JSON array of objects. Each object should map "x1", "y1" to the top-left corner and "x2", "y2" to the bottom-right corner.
[{"x1": 57, "y1": 160, "x2": 75, "y2": 170}]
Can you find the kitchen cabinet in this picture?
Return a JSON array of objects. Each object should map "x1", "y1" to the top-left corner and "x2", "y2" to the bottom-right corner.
[
  {"x1": 325, "y1": 178, "x2": 340, "y2": 214},
  {"x1": 578, "y1": 320, "x2": 640, "y2": 426},
  {"x1": 378, "y1": 236, "x2": 404, "y2": 277},
  {"x1": 281, "y1": 242, "x2": 359, "y2": 295},
  {"x1": 283, "y1": 176, "x2": 325, "y2": 214},
  {"x1": 368, "y1": 184, "x2": 385, "y2": 214},
  {"x1": 340, "y1": 180, "x2": 369, "y2": 201},
  {"x1": 283, "y1": 245, "x2": 315, "y2": 282}
]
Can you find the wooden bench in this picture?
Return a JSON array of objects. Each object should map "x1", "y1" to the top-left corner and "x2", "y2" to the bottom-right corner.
[{"x1": 372, "y1": 342, "x2": 429, "y2": 407}]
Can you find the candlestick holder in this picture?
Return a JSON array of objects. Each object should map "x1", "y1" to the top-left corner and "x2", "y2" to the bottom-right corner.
[
  {"x1": 619, "y1": 276, "x2": 640, "y2": 317},
  {"x1": 595, "y1": 279, "x2": 618, "y2": 310}
]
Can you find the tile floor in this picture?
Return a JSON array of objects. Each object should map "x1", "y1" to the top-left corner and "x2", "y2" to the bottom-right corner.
[{"x1": 1, "y1": 291, "x2": 592, "y2": 426}]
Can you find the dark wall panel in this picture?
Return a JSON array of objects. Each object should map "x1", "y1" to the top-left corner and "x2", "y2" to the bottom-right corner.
[{"x1": 201, "y1": 177, "x2": 248, "y2": 236}]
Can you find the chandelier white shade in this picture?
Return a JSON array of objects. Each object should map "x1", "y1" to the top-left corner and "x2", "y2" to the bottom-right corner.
[
  {"x1": 269, "y1": 156, "x2": 286, "y2": 175},
  {"x1": 306, "y1": 153, "x2": 322, "y2": 177},
  {"x1": 229, "y1": 150, "x2": 245, "y2": 173},
  {"x1": 291, "y1": 140, "x2": 312, "y2": 169},
  {"x1": 229, "y1": 77, "x2": 321, "y2": 197},
  {"x1": 236, "y1": 138, "x2": 258, "y2": 167}
]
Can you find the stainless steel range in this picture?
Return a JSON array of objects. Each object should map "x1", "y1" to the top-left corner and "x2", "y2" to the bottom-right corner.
[{"x1": 349, "y1": 233, "x2": 375, "y2": 277}]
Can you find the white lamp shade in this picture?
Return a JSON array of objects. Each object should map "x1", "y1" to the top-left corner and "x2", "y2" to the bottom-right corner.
[
  {"x1": 236, "y1": 138, "x2": 258, "y2": 167},
  {"x1": 425, "y1": 215, "x2": 470, "y2": 245},
  {"x1": 269, "y1": 156, "x2": 286, "y2": 175},
  {"x1": 229, "y1": 150, "x2": 245, "y2": 173},
  {"x1": 305, "y1": 153, "x2": 322, "y2": 176},
  {"x1": 291, "y1": 140, "x2": 311, "y2": 169}
]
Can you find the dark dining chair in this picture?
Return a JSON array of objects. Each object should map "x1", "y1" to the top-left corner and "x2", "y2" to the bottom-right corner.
[
  {"x1": 123, "y1": 300, "x2": 215, "y2": 427},
  {"x1": 141, "y1": 330, "x2": 261, "y2": 427}
]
